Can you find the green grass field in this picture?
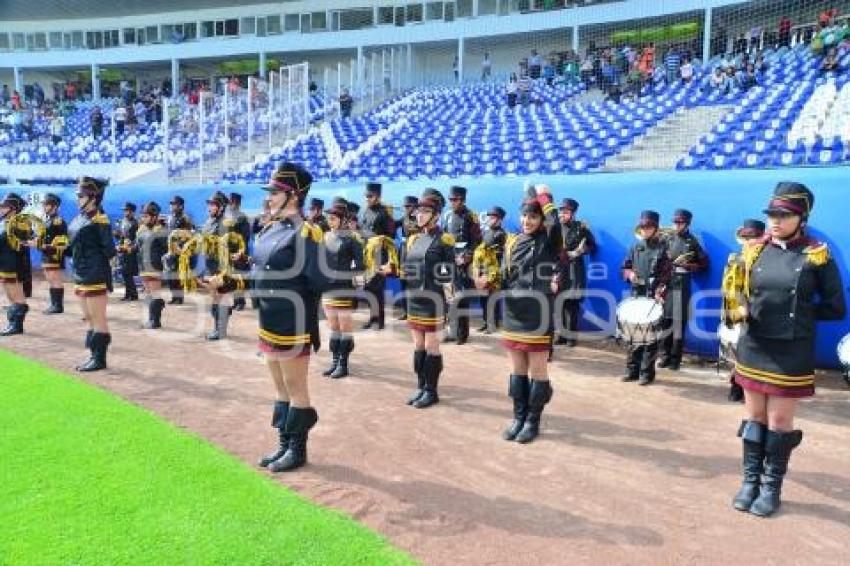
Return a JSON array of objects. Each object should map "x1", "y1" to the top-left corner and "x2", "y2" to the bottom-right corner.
[{"x1": 0, "y1": 350, "x2": 413, "y2": 566}]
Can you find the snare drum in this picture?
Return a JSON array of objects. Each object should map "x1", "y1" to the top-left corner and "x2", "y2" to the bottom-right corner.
[
  {"x1": 616, "y1": 297, "x2": 663, "y2": 345},
  {"x1": 718, "y1": 323, "x2": 741, "y2": 366}
]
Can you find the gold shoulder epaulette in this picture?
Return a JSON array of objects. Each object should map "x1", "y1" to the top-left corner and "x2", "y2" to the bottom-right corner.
[
  {"x1": 441, "y1": 232, "x2": 456, "y2": 246},
  {"x1": 53, "y1": 217, "x2": 64, "y2": 226},
  {"x1": 803, "y1": 241, "x2": 830, "y2": 266},
  {"x1": 93, "y1": 213, "x2": 110, "y2": 225},
  {"x1": 300, "y1": 223, "x2": 322, "y2": 243},
  {"x1": 468, "y1": 211, "x2": 479, "y2": 224}
]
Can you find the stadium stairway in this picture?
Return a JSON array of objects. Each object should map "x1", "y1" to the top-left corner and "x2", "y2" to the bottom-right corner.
[{"x1": 601, "y1": 105, "x2": 732, "y2": 171}]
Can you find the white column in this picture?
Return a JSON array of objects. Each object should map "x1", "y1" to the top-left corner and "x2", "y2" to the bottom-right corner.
[
  {"x1": 259, "y1": 51, "x2": 267, "y2": 79},
  {"x1": 458, "y1": 37, "x2": 465, "y2": 83},
  {"x1": 357, "y1": 45, "x2": 364, "y2": 96},
  {"x1": 91, "y1": 63, "x2": 100, "y2": 102},
  {"x1": 370, "y1": 52, "x2": 376, "y2": 107},
  {"x1": 381, "y1": 49, "x2": 387, "y2": 96},
  {"x1": 13, "y1": 67, "x2": 22, "y2": 94},
  {"x1": 703, "y1": 7, "x2": 713, "y2": 61},
  {"x1": 390, "y1": 48, "x2": 396, "y2": 94},
  {"x1": 572, "y1": 26, "x2": 579, "y2": 54},
  {"x1": 337, "y1": 61, "x2": 342, "y2": 99},
  {"x1": 473, "y1": 0, "x2": 480, "y2": 17},
  {"x1": 407, "y1": 44, "x2": 413, "y2": 89},
  {"x1": 171, "y1": 58, "x2": 179, "y2": 98}
]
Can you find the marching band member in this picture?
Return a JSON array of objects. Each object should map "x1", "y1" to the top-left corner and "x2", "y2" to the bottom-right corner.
[
  {"x1": 68, "y1": 177, "x2": 116, "y2": 371},
  {"x1": 555, "y1": 198, "x2": 596, "y2": 347},
  {"x1": 722, "y1": 218, "x2": 765, "y2": 403},
  {"x1": 226, "y1": 192, "x2": 252, "y2": 312},
  {"x1": 444, "y1": 185, "x2": 481, "y2": 345},
  {"x1": 211, "y1": 163, "x2": 327, "y2": 473},
  {"x1": 321, "y1": 198, "x2": 364, "y2": 379},
  {"x1": 500, "y1": 185, "x2": 561, "y2": 443},
  {"x1": 473, "y1": 206, "x2": 506, "y2": 334},
  {"x1": 730, "y1": 182, "x2": 845, "y2": 517},
  {"x1": 621, "y1": 210, "x2": 672, "y2": 385},
  {"x1": 164, "y1": 196, "x2": 194, "y2": 305},
  {"x1": 395, "y1": 195, "x2": 420, "y2": 321},
  {"x1": 347, "y1": 202, "x2": 361, "y2": 231},
  {"x1": 114, "y1": 202, "x2": 139, "y2": 302},
  {"x1": 0, "y1": 193, "x2": 31, "y2": 336},
  {"x1": 359, "y1": 183, "x2": 395, "y2": 330},
  {"x1": 402, "y1": 189, "x2": 455, "y2": 409},
  {"x1": 38, "y1": 193, "x2": 69, "y2": 315},
  {"x1": 307, "y1": 198, "x2": 330, "y2": 233},
  {"x1": 659, "y1": 209, "x2": 709, "y2": 370},
  {"x1": 135, "y1": 202, "x2": 169, "y2": 329}
]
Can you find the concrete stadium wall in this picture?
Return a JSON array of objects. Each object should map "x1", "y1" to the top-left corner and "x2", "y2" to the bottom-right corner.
[{"x1": 6, "y1": 165, "x2": 850, "y2": 367}]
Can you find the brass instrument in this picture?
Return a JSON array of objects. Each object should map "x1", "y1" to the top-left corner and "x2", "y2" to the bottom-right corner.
[
  {"x1": 6, "y1": 213, "x2": 46, "y2": 252},
  {"x1": 472, "y1": 243, "x2": 501, "y2": 291},
  {"x1": 364, "y1": 235, "x2": 399, "y2": 280}
]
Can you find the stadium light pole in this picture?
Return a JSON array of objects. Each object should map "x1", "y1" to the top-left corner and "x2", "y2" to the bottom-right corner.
[
  {"x1": 703, "y1": 7, "x2": 713, "y2": 62},
  {"x1": 91, "y1": 64, "x2": 100, "y2": 102},
  {"x1": 458, "y1": 37, "x2": 465, "y2": 84},
  {"x1": 171, "y1": 58, "x2": 179, "y2": 98}
]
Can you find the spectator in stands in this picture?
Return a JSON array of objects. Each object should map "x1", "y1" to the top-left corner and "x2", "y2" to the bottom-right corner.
[
  {"x1": 114, "y1": 104, "x2": 127, "y2": 136},
  {"x1": 739, "y1": 63, "x2": 759, "y2": 91},
  {"x1": 12, "y1": 109, "x2": 23, "y2": 137},
  {"x1": 50, "y1": 113, "x2": 64, "y2": 144},
  {"x1": 821, "y1": 47, "x2": 841, "y2": 74},
  {"x1": 664, "y1": 46, "x2": 681, "y2": 85},
  {"x1": 65, "y1": 82, "x2": 76, "y2": 102},
  {"x1": 134, "y1": 98, "x2": 146, "y2": 125},
  {"x1": 91, "y1": 106, "x2": 103, "y2": 138},
  {"x1": 778, "y1": 15, "x2": 792, "y2": 48},
  {"x1": 481, "y1": 51, "x2": 492, "y2": 81},
  {"x1": 453, "y1": 55, "x2": 459, "y2": 82},
  {"x1": 580, "y1": 56, "x2": 594, "y2": 86},
  {"x1": 339, "y1": 89, "x2": 353, "y2": 119},
  {"x1": 126, "y1": 103, "x2": 137, "y2": 134},
  {"x1": 819, "y1": 7, "x2": 838, "y2": 30},
  {"x1": 11, "y1": 90, "x2": 21, "y2": 110},
  {"x1": 709, "y1": 67, "x2": 727, "y2": 93},
  {"x1": 517, "y1": 72, "x2": 532, "y2": 106},
  {"x1": 33, "y1": 83, "x2": 44, "y2": 107},
  {"x1": 542, "y1": 57, "x2": 556, "y2": 87},
  {"x1": 21, "y1": 109, "x2": 33, "y2": 138},
  {"x1": 748, "y1": 25, "x2": 763, "y2": 53},
  {"x1": 171, "y1": 27, "x2": 185, "y2": 44},
  {"x1": 563, "y1": 57, "x2": 580, "y2": 84},
  {"x1": 506, "y1": 73, "x2": 518, "y2": 108},
  {"x1": 528, "y1": 49, "x2": 542, "y2": 79},
  {"x1": 1, "y1": 84, "x2": 8, "y2": 105},
  {"x1": 754, "y1": 54, "x2": 768, "y2": 75},
  {"x1": 680, "y1": 58, "x2": 694, "y2": 84}
]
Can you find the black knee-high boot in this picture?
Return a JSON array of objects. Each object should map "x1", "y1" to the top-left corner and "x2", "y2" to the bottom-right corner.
[
  {"x1": 259, "y1": 401, "x2": 290, "y2": 467},
  {"x1": 407, "y1": 350, "x2": 427, "y2": 405},
  {"x1": 330, "y1": 336, "x2": 353, "y2": 379},
  {"x1": 413, "y1": 354, "x2": 442, "y2": 408},
  {"x1": 323, "y1": 335, "x2": 341, "y2": 376},
  {"x1": 78, "y1": 332, "x2": 111, "y2": 372},
  {"x1": 0, "y1": 303, "x2": 27, "y2": 336},
  {"x1": 732, "y1": 420, "x2": 766, "y2": 511},
  {"x1": 515, "y1": 379, "x2": 553, "y2": 443},
  {"x1": 44, "y1": 288, "x2": 64, "y2": 314},
  {"x1": 144, "y1": 298, "x2": 165, "y2": 329},
  {"x1": 749, "y1": 429, "x2": 803, "y2": 517},
  {"x1": 503, "y1": 374, "x2": 530, "y2": 441},
  {"x1": 269, "y1": 406, "x2": 318, "y2": 472}
]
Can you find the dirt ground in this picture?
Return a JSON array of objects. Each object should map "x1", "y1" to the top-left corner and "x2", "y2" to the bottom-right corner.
[{"x1": 4, "y1": 289, "x2": 850, "y2": 565}]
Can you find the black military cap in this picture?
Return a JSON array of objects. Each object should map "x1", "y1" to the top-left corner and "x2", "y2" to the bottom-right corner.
[
  {"x1": 123, "y1": 202, "x2": 137, "y2": 212},
  {"x1": 325, "y1": 199, "x2": 349, "y2": 218},
  {"x1": 309, "y1": 198, "x2": 325, "y2": 210},
  {"x1": 638, "y1": 210, "x2": 660, "y2": 227},
  {"x1": 365, "y1": 182, "x2": 382, "y2": 196},
  {"x1": 1, "y1": 192, "x2": 25, "y2": 211},
  {"x1": 77, "y1": 176, "x2": 108, "y2": 200},
  {"x1": 763, "y1": 181, "x2": 814, "y2": 219},
  {"x1": 403, "y1": 195, "x2": 419, "y2": 207},
  {"x1": 229, "y1": 192, "x2": 242, "y2": 205},
  {"x1": 170, "y1": 196, "x2": 185, "y2": 206},
  {"x1": 521, "y1": 198, "x2": 543, "y2": 216},
  {"x1": 264, "y1": 162, "x2": 313, "y2": 196},
  {"x1": 672, "y1": 208, "x2": 693, "y2": 223},
  {"x1": 347, "y1": 201, "x2": 361, "y2": 215},
  {"x1": 44, "y1": 193, "x2": 61, "y2": 206},
  {"x1": 736, "y1": 218, "x2": 766, "y2": 241},
  {"x1": 449, "y1": 185, "x2": 467, "y2": 200},
  {"x1": 141, "y1": 201, "x2": 161, "y2": 217},
  {"x1": 419, "y1": 188, "x2": 445, "y2": 211},
  {"x1": 206, "y1": 191, "x2": 229, "y2": 207},
  {"x1": 559, "y1": 198, "x2": 579, "y2": 212},
  {"x1": 487, "y1": 206, "x2": 506, "y2": 219}
]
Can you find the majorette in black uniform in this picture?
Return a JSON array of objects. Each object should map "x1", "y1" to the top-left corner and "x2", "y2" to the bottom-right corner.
[
  {"x1": 114, "y1": 202, "x2": 139, "y2": 301},
  {"x1": 721, "y1": 218, "x2": 765, "y2": 403},
  {"x1": 218, "y1": 163, "x2": 327, "y2": 473},
  {"x1": 307, "y1": 198, "x2": 331, "y2": 234},
  {"x1": 395, "y1": 195, "x2": 420, "y2": 321},
  {"x1": 500, "y1": 188, "x2": 561, "y2": 443},
  {"x1": 39, "y1": 193, "x2": 69, "y2": 315},
  {"x1": 226, "y1": 192, "x2": 252, "y2": 312},
  {"x1": 444, "y1": 185, "x2": 481, "y2": 344},
  {"x1": 402, "y1": 188, "x2": 455, "y2": 409},
  {"x1": 730, "y1": 182, "x2": 845, "y2": 517},
  {"x1": 0, "y1": 192, "x2": 31, "y2": 336},
  {"x1": 473, "y1": 205, "x2": 506, "y2": 333},
  {"x1": 163, "y1": 195, "x2": 194, "y2": 305},
  {"x1": 200, "y1": 191, "x2": 247, "y2": 341},
  {"x1": 659, "y1": 209, "x2": 709, "y2": 370},
  {"x1": 68, "y1": 177, "x2": 116, "y2": 371},
  {"x1": 135, "y1": 201, "x2": 169, "y2": 329},
  {"x1": 358, "y1": 182, "x2": 396, "y2": 330},
  {"x1": 555, "y1": 198, "x2": 596, "y2": 346},
  {"x1": 321, "y1": 198, "x2": 365, "y2": 379},
  {"x1": 621, "y1": 210, "x2": 672, "y2": 385}
]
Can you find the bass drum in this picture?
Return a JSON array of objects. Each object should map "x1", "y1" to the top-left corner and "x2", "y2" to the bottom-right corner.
[{"x1": 616, "y1": 297, "x2": 663, "y2": 346}]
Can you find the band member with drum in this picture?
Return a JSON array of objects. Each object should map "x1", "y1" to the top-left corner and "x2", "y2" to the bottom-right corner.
[
  {"x1": 135, "y1": 202, "x2": 169, "y2": 329},
  {"x1": 227, "y1": 192, "x2": 252, "y2": 312},
  {"x1": 359, "y1": 182, "x2": 395, "y2": 330},
  {"x1": 659, "y1": 209, "x2": 709, "y2": 370},
  {"x1": 474, "y1": 206, "x2": 506, "y2": 334},
  {"x1": 444, "y1": 185, "x2": 481, "y2": 345},
  {"x1": 68, "y1": 177, "x2": 116, "y2": 371},
  {"x1": 39, "y1": 193, "x2": 69, "y2": 314},
  {"x1": 730, "y1": 182, "x2": 845, "y2": 517},
  {"x1": 721, "y1": 219, "x2": 765, "y2": 403},
  {"x1": 395, "y1": 195, "x2": 419, "y2": 321},
  {"x1": 621, "y1": 210, "x2": 672, "y2": 385},
  {"x1": 307, "y1": 198, "x2": 330, "y2": 234},
  {"x1": 321, "y1": 198, "x2": 364, "y2": 379},
  {"x1": 115, "y1": 202, "x2": 139, "y2": 302},
  {"x1": 210, "y1": 163, "x2": 327, "y2": 473},
  {"x1": 402, "y1": 188, "x2": 455, "y2": 409},
  {"x1": 0, "y1": 193, "x2": 31, "y2": 336},
  {"x1": 555, "y1": 198, "x2": 596, "y2": 346},
  {"x1": 164, "y1": 195, "x2": 194, "y2": 305},
  {"x1": 500, "y1": 185, "x2": 562, "y2": 443}
]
